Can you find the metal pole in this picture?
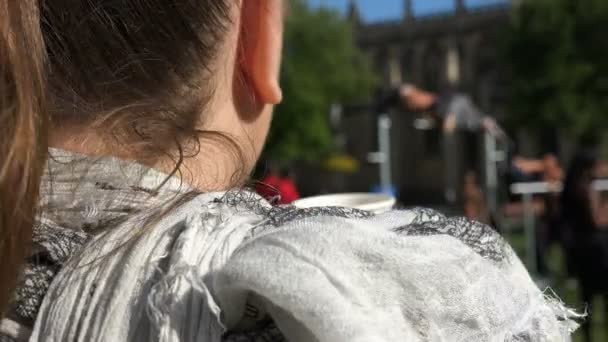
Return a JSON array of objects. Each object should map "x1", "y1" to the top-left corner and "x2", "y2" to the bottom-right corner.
[
  {"x1": 378, "y1": 114, "x2": 393, "y2": 192},
  {"x1": 522, "y1": 192, "x2": 537, "y2": 274},
  {"x1": 484, "y1": 132, "x2": 498, "y2": 216}
]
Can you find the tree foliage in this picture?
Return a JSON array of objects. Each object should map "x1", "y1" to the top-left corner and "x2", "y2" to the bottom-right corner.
[
  {"x1": 504, "y1": 0, "x2": 608, "y2": 142},
  {"x1": 264, "y1": 0, "x2": 376, "y2": 162}
]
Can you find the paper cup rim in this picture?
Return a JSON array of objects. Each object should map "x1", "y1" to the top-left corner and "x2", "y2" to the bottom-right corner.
[{"x1": 293, "y1": 193, "x2": 396, "y2": 213}]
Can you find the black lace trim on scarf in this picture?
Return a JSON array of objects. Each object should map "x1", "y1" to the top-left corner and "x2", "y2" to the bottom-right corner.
[{"x1": 393, "y1": 207, "x2": 507, "y2": 262}]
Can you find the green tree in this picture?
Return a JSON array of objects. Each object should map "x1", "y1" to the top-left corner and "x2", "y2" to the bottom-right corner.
[
  {"x1": 504, "y1": 0, "x2": 608, "y2": 143},
  {"x1": 265, "y1": 0, "x2": 376, "y2": 162}
]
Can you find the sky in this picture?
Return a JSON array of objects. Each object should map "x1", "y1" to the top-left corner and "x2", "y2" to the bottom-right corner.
[{"x1": 308, "y1": 0, "x2": 508, "y2": 22}]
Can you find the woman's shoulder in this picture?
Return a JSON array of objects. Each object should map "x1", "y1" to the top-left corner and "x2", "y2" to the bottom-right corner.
[
  {"x1": 179, "y1": 190, "x2": 377, "y2": 238},
  {"x1": 182, "y1": 192, "x2": 509, "y2": 262}
]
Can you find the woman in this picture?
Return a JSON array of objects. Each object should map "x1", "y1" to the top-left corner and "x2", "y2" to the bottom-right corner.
[
  {"x1": 0, "y1": 1, "x2": 578, "y2": 341},
  {"x1": 561, "y1": 150, "x2": 608, "y2": 342}
]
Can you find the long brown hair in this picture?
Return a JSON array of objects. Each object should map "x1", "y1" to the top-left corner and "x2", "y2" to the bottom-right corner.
[
  {"x1": 0, "y1": 0, "x2": 47, "y2": 313},
  {"x1": 0, "y1": 0, "x2": 234, "y2": 313}
]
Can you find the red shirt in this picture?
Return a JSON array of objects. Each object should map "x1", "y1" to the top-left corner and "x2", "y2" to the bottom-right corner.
[
  {"x1": 277, "y1": 178, "x2": 300, "y2": 204},
  {"x1": 257, "y1": 175, "x2": 300, "y2": 205}
]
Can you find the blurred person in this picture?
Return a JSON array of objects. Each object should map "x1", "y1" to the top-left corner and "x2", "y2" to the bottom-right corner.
[
  {"x1": 0, "y1": 1, "x2": 579, "y2": 341},
  {"x1": 560, "y1": 150, "x2": 608, "y2": 342},
  {"x1": 394, "y1": 84, "x2": 503, "y2": 136},
  {"x1": 463, "y1": 171, "x2": 491, "y2": 224},
  {"x1": 277, "y1": 168, "x2": 301, "y2": 204},
  {"x1": 257, "y1": 163, "x2": 300, "y2": 205},
  {"x1": 256, "y1": 162, "x2": 283, "y2": 203},
  {"x1": 538, "y1": 154, "x2": 564, "y2": 278},
  {"x1": 396, "y1": 84, "x2": 504, "y2": 204},
  {"x1": 596, "y1": 160, "x2": 608, "y2": 178},
  {"x1": 543, "y1": 154, "x2": 564, "y2": 183},
  {"x1": 506, "y1": 152, "x2": 564, "y2": 277},
  {"x1": 510, "y1": 154, "x2": 563, "y2": 184}
]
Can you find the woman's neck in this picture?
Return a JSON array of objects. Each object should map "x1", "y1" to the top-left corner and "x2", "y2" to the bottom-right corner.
[{"x1": 49, "y1": 129, "x2": 249, "y2": 192}]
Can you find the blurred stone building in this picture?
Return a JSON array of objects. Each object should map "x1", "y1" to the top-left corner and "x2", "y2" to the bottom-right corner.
[{"x1": 340, "y1": 0, "x2": 513, "y2": 205}]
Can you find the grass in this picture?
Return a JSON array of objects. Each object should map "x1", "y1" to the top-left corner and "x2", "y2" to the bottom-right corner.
[{"x1": 505, "y1": 232, "x2": 606, "y2": 342}]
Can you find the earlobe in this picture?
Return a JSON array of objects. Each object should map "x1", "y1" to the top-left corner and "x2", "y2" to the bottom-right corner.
[
  {"x1": 237, "y1": 0, "x2": 284, "y2": 106},
  {"x1": 264, "y1": 77, "x2": 283, "y2": 105}
]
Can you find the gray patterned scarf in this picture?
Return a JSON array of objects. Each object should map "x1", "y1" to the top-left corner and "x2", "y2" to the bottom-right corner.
[
  {"x1": 1, "y1": 149, "x2": 579, "y2": 342},
  {"x1": 1, "y1": 150, "x2": 371, "y2": 342},
  {"x1": 2, "y1": 149, "x2": 188, "y2": 341}
]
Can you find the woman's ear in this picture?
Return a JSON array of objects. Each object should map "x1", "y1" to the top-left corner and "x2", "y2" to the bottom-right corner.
[{"x1": 237, "y1": 0, "x2": 284, "y2": 105}]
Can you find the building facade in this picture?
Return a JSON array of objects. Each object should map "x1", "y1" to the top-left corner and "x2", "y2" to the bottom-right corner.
[{"x1": 352, "y1": 0, "x2": 510, "y2": 109}]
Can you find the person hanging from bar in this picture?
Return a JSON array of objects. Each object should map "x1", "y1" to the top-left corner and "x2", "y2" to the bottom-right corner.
[{"x1": 380, "y1": 84, "x2": 506, "y2": 205}]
